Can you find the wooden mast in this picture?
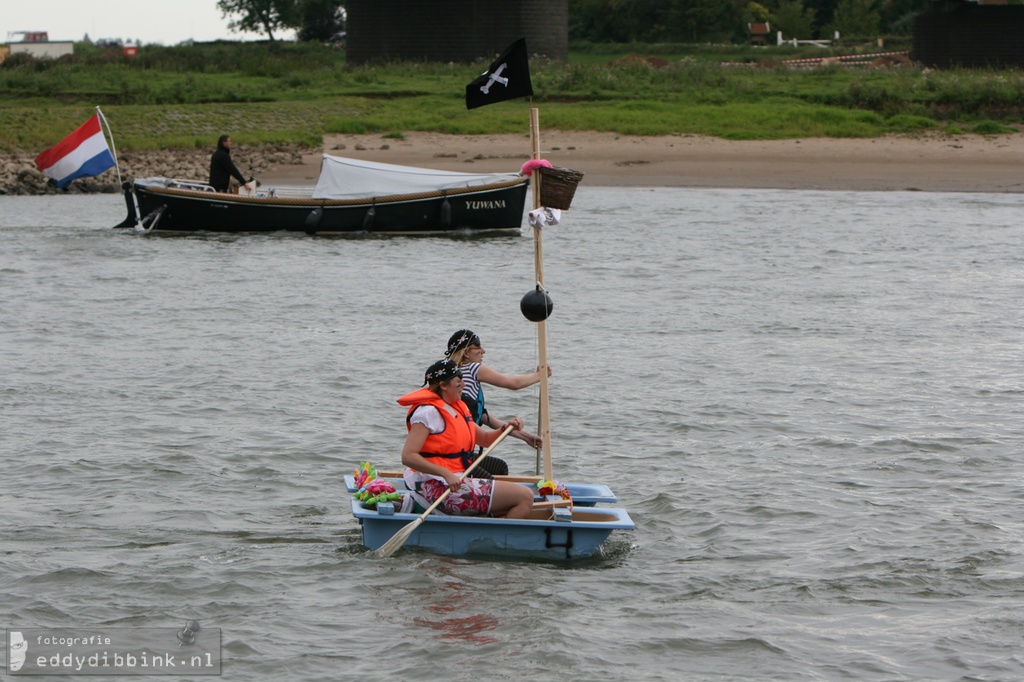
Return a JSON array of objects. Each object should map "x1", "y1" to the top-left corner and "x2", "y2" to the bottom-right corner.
[{"x1": 529, "y1": 107, "x2": 553, "y2": 480}]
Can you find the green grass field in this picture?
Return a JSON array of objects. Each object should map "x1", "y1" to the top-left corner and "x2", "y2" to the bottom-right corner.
[{"x1": 1, "y1": 40, "x2": 1021, "y2": 152}]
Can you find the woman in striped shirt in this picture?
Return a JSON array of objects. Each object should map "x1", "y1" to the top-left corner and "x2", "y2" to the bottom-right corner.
[{"x1": 444, "y1": 329, "x2": 549, "y2": 475}]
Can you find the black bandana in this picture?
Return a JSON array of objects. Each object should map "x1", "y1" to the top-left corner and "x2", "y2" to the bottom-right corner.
[
  {"x1": 424, "y1": 359, "x2": 462, "y2": 385},
  {"x1": 445, "y1": 329, "x2": 481, "y2": 358}
]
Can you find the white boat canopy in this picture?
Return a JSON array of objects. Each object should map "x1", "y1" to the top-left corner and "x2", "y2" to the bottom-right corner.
[{"x1": 311, "y1": 154, "x2": 522, "y2": 200}]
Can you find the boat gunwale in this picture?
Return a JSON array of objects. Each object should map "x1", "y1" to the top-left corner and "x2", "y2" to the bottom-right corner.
[
  {"x1": 350, "y1": 499, "x2": 635, "y2": 530},
  {"x1": 343, "y1": 474, "x2": 619, "y2": 504}
]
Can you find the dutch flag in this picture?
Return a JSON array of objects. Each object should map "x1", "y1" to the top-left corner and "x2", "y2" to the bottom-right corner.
[{"x1": 35, "y1": 113, "x2": 116, "y2": 188}]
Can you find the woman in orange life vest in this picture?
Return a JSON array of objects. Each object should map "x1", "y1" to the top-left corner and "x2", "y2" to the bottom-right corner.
[{"x1": 399, "y1": 359, "x2": 535, "y2": 519}]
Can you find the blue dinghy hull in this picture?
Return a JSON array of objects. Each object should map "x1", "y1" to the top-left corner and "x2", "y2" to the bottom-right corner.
[{"x1": 351, "y1": 499, "x2": 634, "y2": 560}]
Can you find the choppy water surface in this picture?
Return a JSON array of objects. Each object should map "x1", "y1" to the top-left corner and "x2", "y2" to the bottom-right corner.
[{"x1": 2, "y1": 188, "x2": 1023, "y2": 680}]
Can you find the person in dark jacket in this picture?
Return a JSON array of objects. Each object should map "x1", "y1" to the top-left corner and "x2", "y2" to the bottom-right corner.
[{"x1": 209, "y1": 135, "x2": 248, "y2": 192}]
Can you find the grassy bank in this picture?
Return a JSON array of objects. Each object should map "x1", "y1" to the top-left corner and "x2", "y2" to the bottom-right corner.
[{"x1": 1, "y1": 40, "x2": 1022, "y2": 153}]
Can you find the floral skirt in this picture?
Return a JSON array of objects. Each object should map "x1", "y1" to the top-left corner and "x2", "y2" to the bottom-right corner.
[{"x1": 420, "y1": 477, "x2": 494, "y2": 516}]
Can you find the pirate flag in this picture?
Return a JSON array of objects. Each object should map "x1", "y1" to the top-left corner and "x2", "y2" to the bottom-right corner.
[{"x1": 465, "y1": 38, "x2": 533, "y2": 110}]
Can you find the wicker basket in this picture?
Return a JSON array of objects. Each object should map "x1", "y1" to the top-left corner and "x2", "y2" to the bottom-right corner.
[{"x1": 538, "y1": 166, "x2": 584, "y2": 210}]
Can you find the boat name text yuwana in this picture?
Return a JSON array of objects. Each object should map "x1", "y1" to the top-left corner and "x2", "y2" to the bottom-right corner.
[{"x1": 467, "y1": 200, "x2": 506, "y2": 210}]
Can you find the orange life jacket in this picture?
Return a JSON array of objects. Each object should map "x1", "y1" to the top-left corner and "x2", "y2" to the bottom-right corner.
[{"x1": 397, "y1": 387, "x2": 475, "y2": 474}]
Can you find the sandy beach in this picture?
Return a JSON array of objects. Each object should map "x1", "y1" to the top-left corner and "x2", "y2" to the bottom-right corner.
[
  {"x1": 261, "y1": 131, "x2": 1024, "y2": 193},
  {"x1": 6, "y1": 130, "x2": 1018, "y2": 195}
]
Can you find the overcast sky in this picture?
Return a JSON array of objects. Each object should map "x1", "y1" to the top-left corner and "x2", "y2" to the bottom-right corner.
[{"x1": 2, "y1": 0, "x2": 294, "y2": 46}]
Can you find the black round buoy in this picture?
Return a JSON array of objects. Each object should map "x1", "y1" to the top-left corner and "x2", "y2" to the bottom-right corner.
[
  {"x1": 176, "y1": 620, "x2": 200, "y2": 646},
  {"x1": 520, "y1": 286, "x2": 553, "y2": 322}
]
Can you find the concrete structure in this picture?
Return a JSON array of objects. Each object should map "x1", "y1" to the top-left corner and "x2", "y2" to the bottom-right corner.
[
  {"x1": 345, "y1": 0, "x2": 568, "y2": 64},
  {"x1": 5, "y1": 31, "x2": 73, "y2": 60},
  {"x1": 9, "y1": 41, "x2": 73, "y2": 59}
]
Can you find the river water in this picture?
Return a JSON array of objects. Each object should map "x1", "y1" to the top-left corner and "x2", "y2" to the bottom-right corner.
[{"x1": 2, "y1": 188, "x2": 1023, "y2": 680}]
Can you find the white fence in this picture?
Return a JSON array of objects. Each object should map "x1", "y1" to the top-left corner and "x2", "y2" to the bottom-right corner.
[{"x1": 777, "y1": 30, "x2": 840, "y2": 48}]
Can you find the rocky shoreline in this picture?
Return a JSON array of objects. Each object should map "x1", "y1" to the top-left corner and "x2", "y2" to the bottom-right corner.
[{"x1": 0, "y1": 144, "x2": 311, "y2": 195}]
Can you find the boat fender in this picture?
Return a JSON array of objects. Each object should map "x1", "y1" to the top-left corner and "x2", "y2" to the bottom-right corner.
[
  {"x1": 113, "y1": 181, "x2": 139, "y2": 229},
  {"x1": 439, "y1": 193, "x2": 452, "y2": 227},
  {"x1": 520, "y1": 285, "x2": 554, "y2": 322},
  {"x1": 304, "y1": 207, "x2": 323, "y2": 229},
  {"x1": 362, "y1": 203, "x2": 376, "y2": 230}
]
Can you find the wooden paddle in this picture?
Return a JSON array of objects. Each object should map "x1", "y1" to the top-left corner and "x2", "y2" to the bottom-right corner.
[{"x1": 375, "y1": 425, "x2": 514, "y2": 558}]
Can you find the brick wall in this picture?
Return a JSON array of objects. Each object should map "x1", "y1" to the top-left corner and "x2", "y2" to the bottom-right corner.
[{"x1": 347, "y1": 0, "x2": 567, "y2": 64}]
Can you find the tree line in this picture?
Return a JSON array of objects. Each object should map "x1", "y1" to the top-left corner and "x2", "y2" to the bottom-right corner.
[
  {"x1": 217, "y1": 0, "x2": 1023, "y2": 44},
  {"x1": 569, "y1": 0, "x2": 959, "y2": 43}
]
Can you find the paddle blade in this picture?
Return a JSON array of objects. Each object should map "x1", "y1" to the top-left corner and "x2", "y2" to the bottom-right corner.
[{"x1": 374, "y1": 516, "x2": 425, "y2": 558}]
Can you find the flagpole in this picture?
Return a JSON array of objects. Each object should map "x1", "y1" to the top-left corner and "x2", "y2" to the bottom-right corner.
[
  {"x1": 529, "y1": 106, "x2": 553, "y2": 481},
  {"x1": 95, "y1": 106, "x2": 122, "y2": 186},
  {"x1": 463, "y1": 38, "x2": 547, "y2": 475}
]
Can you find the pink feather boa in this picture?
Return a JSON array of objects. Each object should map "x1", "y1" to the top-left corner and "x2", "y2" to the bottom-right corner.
[{"x1": 520, "y1": 159, "x2": 553, "y2": 176}]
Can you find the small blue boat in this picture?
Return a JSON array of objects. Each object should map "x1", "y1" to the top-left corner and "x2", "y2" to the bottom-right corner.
[
  {"x1": 350, "y1": 498, "x2": 634, "y2": 560},
  {"x1": 346, "y1": 473, "x2": 634, "y2": 559}
]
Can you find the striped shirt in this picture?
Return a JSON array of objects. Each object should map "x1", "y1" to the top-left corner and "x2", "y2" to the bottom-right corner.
[
  {"x1": 459, "y1": 362, "x2": 482, "y2": 401},
  {"x1": 458, "y1": 361, "x2": 487, "y2": 423}
]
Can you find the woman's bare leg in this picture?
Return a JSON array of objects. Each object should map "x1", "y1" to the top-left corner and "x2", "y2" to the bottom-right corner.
[{"x1": 490, "y1": 481, "x2": 534, "y2": 519}]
